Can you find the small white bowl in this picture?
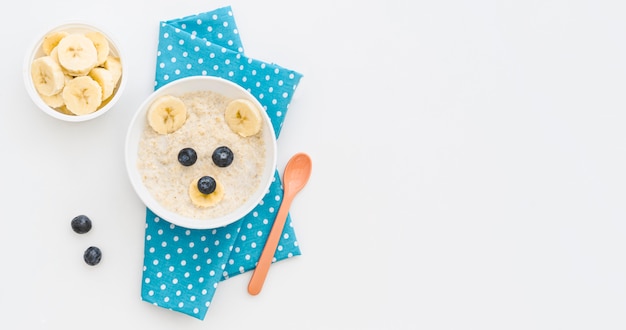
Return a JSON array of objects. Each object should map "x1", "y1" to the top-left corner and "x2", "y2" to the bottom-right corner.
[
  {"x1": 24, "y1": 22, "x2": 126, "y2": 122},
  {"x1": 125, "y1": 76, "x2": 277, "y2": 229}
]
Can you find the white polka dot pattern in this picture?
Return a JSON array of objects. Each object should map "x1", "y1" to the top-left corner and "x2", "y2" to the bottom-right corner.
[
  {"x1": 155, "y1": 7, "x2": 301, "y2": 137},
  {"x1": 140, "y1": 6, "x2": 303, "y2": 320}
]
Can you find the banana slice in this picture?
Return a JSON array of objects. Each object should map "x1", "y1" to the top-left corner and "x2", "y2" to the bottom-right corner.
[
  {"x1": 102, "y1": 55, "x2": 122, "y2": 85},
  {"x1": 39, "y1": 91, "x2": 65, "y2": 108},
  {"x1": 56, "y1": 105, "x2": 75, "y2": 116},
  {"x1": 224, "y1": 99, "x2": 262, "y2": 137},
  {"x1": 48, "y1": 47, "x2": 67, "y2": 76},
  {"x1": 56, "y1": 33, "x2": 98, "y2": 76},
  {"x1": 188, "y1": 178, "x2": 225, "y2": 208},
  {"x1": 88, "y1": 67, "x2": 115, "y2": 100},
  {"x1": 62, "y1": 76, "x2": 102, "y2": 115},
  {"x1": 147, "y1": 95, "x2": 187, "y2": 134},
  {"x1": 39, "y1": 73, "x2": 73, "y2": 108},
  {"x1": 41, "y1": 31, "x2": 69, "y2": 55},
  {"x1": 85, "y1": 31, "x2": 110, "y2": 66},
  {"x1": 31, "y1": 56, "x2": 65, "y2": 96}
]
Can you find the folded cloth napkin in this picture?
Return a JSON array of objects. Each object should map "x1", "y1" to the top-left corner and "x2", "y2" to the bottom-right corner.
[{"x1": 140, "y1": 6, "x2": 303, "y2": 320}]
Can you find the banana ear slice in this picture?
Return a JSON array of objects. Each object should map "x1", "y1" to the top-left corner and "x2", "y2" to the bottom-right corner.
[
  {"x1": 224, "y1": 99, "x2": 262, "y2": 137},
  {"x1": 147, "y1": 95, "x2": 188, "y2": 134},
  {"x1": 189, "y1": 178, "x2": 225, "y2": 208}
]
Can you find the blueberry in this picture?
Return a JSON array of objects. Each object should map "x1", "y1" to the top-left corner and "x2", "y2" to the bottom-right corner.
[
  {"x1": 71, "y1": 215, "x2": 92, "y2": 234},
  {"x1": 178, "y1": 148, "x2": 197, "y2": 166},
  {"x1": 212, "y1": 146, "x2": 234, "y2": 167},
  {"x1": 83, "y1": 246, "x2": 102, "y2": 266},
  {"x1": 197, "y1": 176, "x2": 216, "y2": 194}
]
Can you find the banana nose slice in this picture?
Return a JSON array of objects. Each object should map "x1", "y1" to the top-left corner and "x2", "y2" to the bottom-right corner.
[
  {"x1": 147, "y1": 95, "x2": 188, "y2": 134},
  {"x1": 189, "y1": 178, "x2": 225, "y2": 208},
  {"x1": 56, "y1": 33, "x2": 98, "y2": 76},
  {"x1": 224, "y1": 99, "x2": 262, "y2": 137}
]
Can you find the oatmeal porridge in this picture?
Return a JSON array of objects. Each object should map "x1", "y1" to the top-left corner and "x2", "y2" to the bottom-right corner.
[{"x1": 137, "y1": 90, "x2": 266, "y2": 220}]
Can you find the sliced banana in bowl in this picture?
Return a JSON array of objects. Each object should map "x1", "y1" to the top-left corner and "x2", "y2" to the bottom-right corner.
[{"x1": 24, "y1": 22, "x2": 126, "y2": 122}]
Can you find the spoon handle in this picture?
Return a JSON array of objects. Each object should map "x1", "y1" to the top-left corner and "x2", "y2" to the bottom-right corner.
[{"x1": 247, "y1": 195, "x2": 293, "y2": 295}]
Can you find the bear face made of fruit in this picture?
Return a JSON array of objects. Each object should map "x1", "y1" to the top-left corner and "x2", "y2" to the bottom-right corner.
[{"x1": 146, "y1": 93, "x2": 264, "y2": 210}]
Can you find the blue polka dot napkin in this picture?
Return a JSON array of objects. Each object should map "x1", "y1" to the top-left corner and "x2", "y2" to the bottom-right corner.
[{"x1": 140, "y1": 6, "x2": 303, "y2": 320}]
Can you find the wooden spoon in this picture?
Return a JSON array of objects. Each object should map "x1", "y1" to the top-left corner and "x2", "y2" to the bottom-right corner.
[{"x1": 248, "y1": 152, "x2": 312, "y2": 295}]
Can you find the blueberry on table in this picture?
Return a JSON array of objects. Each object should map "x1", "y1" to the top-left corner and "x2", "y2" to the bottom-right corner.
[
  {"x1": 83, "y1": 246, "x2": 102, "y2": 266},
  {"x1": 212, "y1": 146, "x2": 234, "y2": 167},
  {"x1": 71, "y1": 215, "x2": 92, "y2": 234},
  {"x1": 178, "y1": 147, "x2": 198, "y2": 166},
  {"x1": 197, "y1": 176, "x2": 217, "y2": 194}
]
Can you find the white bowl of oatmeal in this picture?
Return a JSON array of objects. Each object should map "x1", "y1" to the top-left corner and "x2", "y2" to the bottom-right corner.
[
  {"x1": 24, "y1": 22, "x2": 125, "y2": 122},
  {"x1": 125, "y1": 76, "x2": 277, "y2": 229}
]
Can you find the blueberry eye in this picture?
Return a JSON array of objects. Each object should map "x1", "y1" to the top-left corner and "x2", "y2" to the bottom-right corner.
[
  {"x1": 178, "y1": 147, "x2": 197, "y2": 166},
  {"x1": 212, "y1": 146, "x2": 234, "y2": 167},
  {"x1": 197, "y1": 176, "x2": 217, "y2": 194}
]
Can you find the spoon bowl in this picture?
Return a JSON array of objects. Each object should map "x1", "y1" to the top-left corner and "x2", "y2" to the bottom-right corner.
[{"x1": 283, "y1": 153, "x2": 313, "y2": 195}]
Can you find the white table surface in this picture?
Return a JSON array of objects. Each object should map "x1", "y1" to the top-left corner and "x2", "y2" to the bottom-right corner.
[{"x1": 3, "y1": 0, "x2": 626, "y2": 329}]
